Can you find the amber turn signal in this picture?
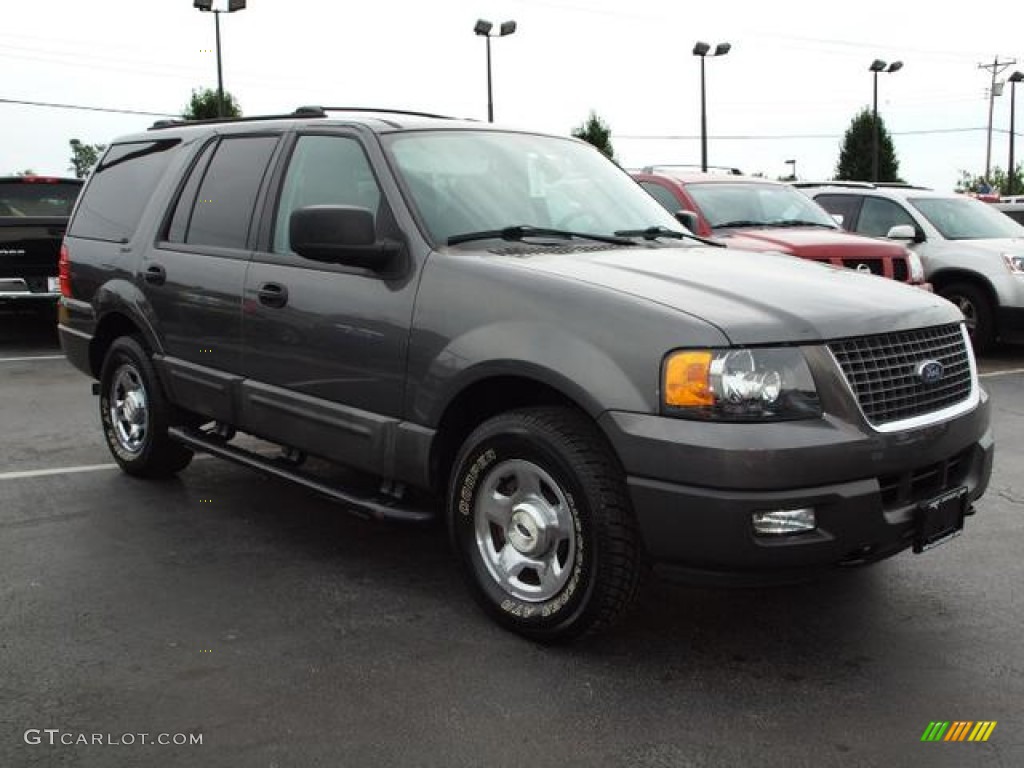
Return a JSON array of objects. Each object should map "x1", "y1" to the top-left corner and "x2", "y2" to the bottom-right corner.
[{"x1": 664, "y1": 351, "x2": 714, "y2": 407}]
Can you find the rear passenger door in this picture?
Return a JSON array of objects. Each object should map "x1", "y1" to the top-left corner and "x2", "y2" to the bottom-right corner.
[
  {"x1": 146, "y1": 133, "x2": 280, "y2": 422},
  {"x1": 239, "y1": 132, "x2": 417, "y2": 473}
]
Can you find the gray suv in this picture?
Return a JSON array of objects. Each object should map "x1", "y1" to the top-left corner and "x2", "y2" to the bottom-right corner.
[
  {"x1": 59, "y1": 109, "x2": 993, "y2": 641},
  {"x1": 800, "y1": 182, "x2": 1024, "y2": 351}
]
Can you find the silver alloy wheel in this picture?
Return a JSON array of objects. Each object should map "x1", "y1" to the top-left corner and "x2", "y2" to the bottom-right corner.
[
  {"x1": 473, "y1": 458, "x2": 576, "y2": 602},
  {"x1": 109, "y1": 363, "x2": 149, "y2": 454},
  {"x1": 953, "y1": 295, "x2": 977, "y2": 334}
]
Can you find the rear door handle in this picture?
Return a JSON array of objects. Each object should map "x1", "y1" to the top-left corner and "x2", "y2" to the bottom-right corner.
[
  {"x1": 257, "y1": 282, "x2": 288, "y2": 308},
  {"x1": 143, "y1": 264, "x2": 166, "y2": 285}
]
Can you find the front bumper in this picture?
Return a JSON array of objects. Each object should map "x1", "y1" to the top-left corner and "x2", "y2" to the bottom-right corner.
[{"x1": 599, "y1": 391, "x2": 993, "y2": 579}]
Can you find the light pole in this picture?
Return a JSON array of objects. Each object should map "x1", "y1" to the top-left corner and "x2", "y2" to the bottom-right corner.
[
  {"x1": 869, "y1": 59, "x2": 902, "y2": 182},
  {"x1": 1009, "y1": 71, "x2": 1023, "y2": 196},
  {"x1": 474, "y1": 19, "x2": 517, "y2": 123},
  {"x1": 692, "y1": 41, "x2": 731, "y2": 173},
  {"x1": 194, "y1": 0, "x2": 247, "y2": 118}
]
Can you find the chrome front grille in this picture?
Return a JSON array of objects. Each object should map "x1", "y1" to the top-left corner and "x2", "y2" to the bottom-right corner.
[{"x1": 828, "y1": 324, "x2": 974, "y2": 428}]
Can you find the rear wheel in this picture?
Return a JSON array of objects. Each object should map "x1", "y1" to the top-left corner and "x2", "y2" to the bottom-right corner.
[
  {"x1": 938, "y1": 282, "x2": 995, "y2": 353},
  {"x1": 448, "y1": 406, "x2": 641, "y2": 642},
  {"x1": 99, "y1": 336, "x2": 193, "y2": 478}
]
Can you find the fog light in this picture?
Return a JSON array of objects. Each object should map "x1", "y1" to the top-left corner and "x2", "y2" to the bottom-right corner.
[{"x1": 752, "y1": 508, "x2": 816, "y2": 535}]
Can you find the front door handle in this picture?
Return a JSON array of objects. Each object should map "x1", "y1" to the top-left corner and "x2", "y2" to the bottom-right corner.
[
  {"x1": 257, "y1": 282, "x2": 288, "y2": 308},
  {"x1": 143, "y1": 264, "x2": 166, "y2": 285}
]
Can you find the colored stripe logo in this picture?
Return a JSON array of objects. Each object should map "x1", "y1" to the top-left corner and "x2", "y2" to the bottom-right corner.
[{"x1": 921, "y1": 721, "x2": 997, "y2": 742}]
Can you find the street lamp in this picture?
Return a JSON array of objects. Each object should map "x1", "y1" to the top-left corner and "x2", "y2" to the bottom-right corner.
[
  {"x1": 474, "y1": 19, "x2": 517, "y2": 123},
  {"x1": 869, "y1": 59, "x2": 902, "y2": 182},
  {"x1": 1008, "y1": 71, "x2": 1024, "y2": 196},
  {"x1": 194, "y1": 0, "x2": 247, "y2": 118},
  {"x1": 693, "y1": 41, "x2": 731, "y2": 173}
]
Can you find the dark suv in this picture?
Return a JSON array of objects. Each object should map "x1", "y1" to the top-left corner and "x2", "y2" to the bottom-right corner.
[{"x1": 59, "y1": 108, "x2": 993, "y2": 641}]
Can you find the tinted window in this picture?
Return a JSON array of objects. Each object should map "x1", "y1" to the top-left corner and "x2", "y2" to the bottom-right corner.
[
  {"x1": 0, "y1": 179, "x2": 81, "y2": 217},
  {"x1": 812, "y1": 194, "x2": 862, "y2": 231},
  {"x1": 165, "y1": 140, "x2": 217, "y2": 243},
  {"x1": 640, "y1": 182, "x2": 683, "y2": 213},
  {"x1": 273, "y1": 136, "x2": 382, "y2": 254},
  {"x1": 186, "y1": 136, "x2": 278, "y2": 249},
  {"x1": 67, "y1": 140, "x2": 178, "y2": 242},
  {"x1": 856, "y1": 197, "x2": 916, "y2": 237}
]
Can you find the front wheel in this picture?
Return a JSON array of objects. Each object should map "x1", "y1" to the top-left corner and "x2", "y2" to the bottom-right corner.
[
  {"x1": 448, "y1": 407, "x2": 642, "y2": 642},
  {"x1": 938, "y1": 282, "x2": 996, "y2": 353},
  {"x1": 99, "y1": 336, "x2": 193, "y2": 478}
]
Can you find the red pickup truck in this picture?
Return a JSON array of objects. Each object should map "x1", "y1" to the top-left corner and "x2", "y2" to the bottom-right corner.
[
  {"x1": 1, "y1": 176, "x2": 83, "y2": 311},
  {"x1": 632, "y1": 168, "x2": 928, "y2": 286}
]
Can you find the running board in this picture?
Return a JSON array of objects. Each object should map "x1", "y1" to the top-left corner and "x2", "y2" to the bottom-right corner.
[{"x1": 168, "y1": 427, "x2": 435, "y2": 524}]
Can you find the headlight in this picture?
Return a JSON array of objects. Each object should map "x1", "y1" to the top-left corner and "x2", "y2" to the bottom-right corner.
[
  {"x1": 906, "y1": 249, "x2": 925, "y2": 283},
  {"x1": 1003, "y1": 253, "x2": 1024, "y2": 274},
  {"x1": 663, "y1": 347, "x2": 820, "y2": 421}
]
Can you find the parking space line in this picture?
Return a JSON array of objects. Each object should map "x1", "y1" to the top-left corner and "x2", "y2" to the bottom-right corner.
[
  {"x1": 0, "y1": 355, "x2": 66, "y2": 363},
  {"x1": 979, "y1": 368, "x2": 1024, "y2": 379},
  {"x1": 0, "y1": 463, "x2": 117, "y2": 481}
]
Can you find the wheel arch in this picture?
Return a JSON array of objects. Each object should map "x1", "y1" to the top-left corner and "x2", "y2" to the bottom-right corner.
[{"x1": 428, "y1": 373, "x2": 612, "y2": 495}]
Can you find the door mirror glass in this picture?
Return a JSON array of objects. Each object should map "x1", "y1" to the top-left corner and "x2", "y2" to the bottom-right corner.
[{"x1": 675, "y1": 209, "x2": 700, "y2": 233}]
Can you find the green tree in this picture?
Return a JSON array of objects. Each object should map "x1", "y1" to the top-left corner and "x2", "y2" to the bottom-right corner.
[
  {"x1": 954, "y1": 165, "x2": 1023, "y2": 196},
  {"x1": 182, "y1": 87, "x2": 242, "y2": 120},
  {"x1": 68, "y1": 139, "x2": 107, "y2": 179},
  {"x1": 572, "y1": 111, "x2": 615, "y2": 160},
  {"x1": 835, "y1": 108, "x2": 900, "y2": 182},
  {"x1": 11, "y1": 169, "x2": 37, "y2": 176}
]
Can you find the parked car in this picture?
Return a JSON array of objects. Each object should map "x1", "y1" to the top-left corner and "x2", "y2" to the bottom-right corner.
[
  {"x1": 59, "y1": 109, "x2": 992, "y2": 641},
  {"x1": 992, "y1": 201, "x2": 1024, "y2": 226},
  {"x1": 799, "y1": 181, "x2": 1024, "y2": 351},
  {"x1": 632, "y1": 168, "x2": 926, "y2": 286},
  {"x1": 0, "y1": 175, "x2": 83, "y2": 312}
]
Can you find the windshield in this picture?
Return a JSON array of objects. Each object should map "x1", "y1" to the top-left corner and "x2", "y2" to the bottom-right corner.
[
  {"x1": 382, "y1": 130, "x2": 684, "y2": 245},
  {"x1": 909, "y1": 196, "x2": 1024, "y2": 240},
  {"x1": 685, "y1": 182, "x2": 837, "y2": 229}
]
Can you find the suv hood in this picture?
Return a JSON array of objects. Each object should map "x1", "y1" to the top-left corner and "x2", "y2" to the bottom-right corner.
[
  {"x1": 507, "y1": 244, "x2": 958, "y2": 345},
  {"x1": 718, "y1": 227, "x2": 905, "y2": 259}
]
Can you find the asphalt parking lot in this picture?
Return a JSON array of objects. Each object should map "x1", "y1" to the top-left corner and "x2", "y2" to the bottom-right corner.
[{"x1": 1, "y1": 312, "x2": 1022, "y2": 768}]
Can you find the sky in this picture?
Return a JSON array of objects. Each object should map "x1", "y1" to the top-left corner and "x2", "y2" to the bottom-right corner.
[{"x1": 2, "y1": 0, "x2": 1022, "y2": 191}]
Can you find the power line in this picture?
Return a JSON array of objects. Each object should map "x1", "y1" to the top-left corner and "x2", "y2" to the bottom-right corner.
[
  {"x1": 0, "y1": 98, "x2": 176, "y2": 118},
  {"x1": 617, "y1": 126, "x2": 990, "y2": 141}
]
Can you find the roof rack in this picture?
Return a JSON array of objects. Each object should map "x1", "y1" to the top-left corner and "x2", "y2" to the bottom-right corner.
[
  {"x1": 149, "y1": 105, "x2": 459, "y2": 131},
  {"x1": 791, "y1": 180, "x2": 932, "y2": 191},
  {"x1": 639, "y1": 164, "x2": 744, "y2": 176}
]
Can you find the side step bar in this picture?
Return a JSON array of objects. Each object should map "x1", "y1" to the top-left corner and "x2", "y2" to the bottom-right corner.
[{"x1": 168, "y1": 427, "x2": 435, "y2": 524}]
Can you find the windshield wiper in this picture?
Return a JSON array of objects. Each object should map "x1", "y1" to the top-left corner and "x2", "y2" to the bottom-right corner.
[
  {"x1": 714, "y1": 219, "x2": 766, "y2": 229},
  {"x1": 448, "y1": 225, "x2": 634, "y2": 247},
  {"x1": 614, "y1": 225, "x2": 723, "y2": 248},
  {"x1": 763, "y1": 219, "x2": 835, "y2": 228}
]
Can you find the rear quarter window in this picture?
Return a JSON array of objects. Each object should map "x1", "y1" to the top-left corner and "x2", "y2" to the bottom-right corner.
[{"x1": 68, "y1": 140, "x2": 179, "y2": 242}]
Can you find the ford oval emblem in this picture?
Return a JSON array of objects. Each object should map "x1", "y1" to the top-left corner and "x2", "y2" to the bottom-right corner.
[{"x1": 917, "y1": 359, "x2": 944, "y2": 385}]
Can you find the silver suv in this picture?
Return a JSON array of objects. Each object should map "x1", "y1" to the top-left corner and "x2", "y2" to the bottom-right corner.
[{"x1": 799, "y1": 182, "x2": 1024, "y2": 351}]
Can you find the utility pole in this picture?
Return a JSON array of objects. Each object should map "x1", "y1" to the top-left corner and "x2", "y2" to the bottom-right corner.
[{"x1": 980, "y1": 56, "x2": 1016, "y2": 184}]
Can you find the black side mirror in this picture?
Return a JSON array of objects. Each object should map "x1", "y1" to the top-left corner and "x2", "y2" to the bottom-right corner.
[
  {"x1": 674, "y1": 209, "x2": 700, "y2": 233},
  {"x1": 290, "y1": 205, "x2": 398, "y2": 269}
]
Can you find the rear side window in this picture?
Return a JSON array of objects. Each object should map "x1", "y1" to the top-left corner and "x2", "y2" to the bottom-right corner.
[
  {"x1": 183, "y1": 136, "x2": 278, "y2": 249},
  {"x1": 813, "y1": 194, "x2": 861, "y2": 231},
  {"x1": 68, "y1": 140, "x2": 178, "y2": 242},
  {"x1": 640, "y1": 181, "x2": 683, "y2": 213}
]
